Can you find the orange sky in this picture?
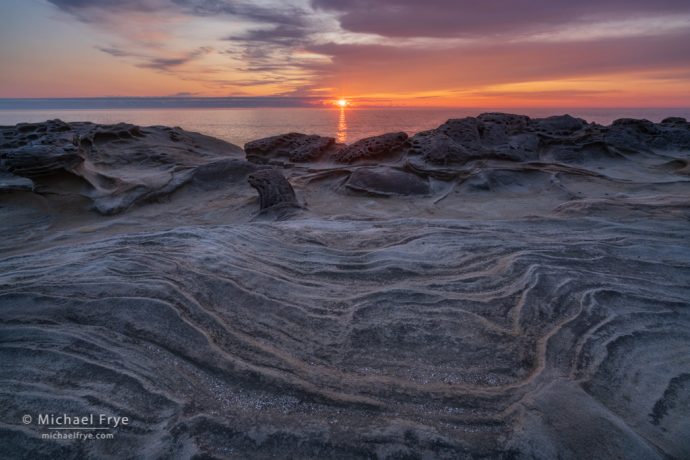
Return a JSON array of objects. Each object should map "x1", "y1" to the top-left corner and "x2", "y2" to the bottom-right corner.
[{"x1": 2, "y1": 0, "x2": 690, "y2": 107}]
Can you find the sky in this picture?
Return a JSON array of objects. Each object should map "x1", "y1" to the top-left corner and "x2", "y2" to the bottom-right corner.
[{"x1": 1, "y1": 0, "x2": 690, "y2": 107}]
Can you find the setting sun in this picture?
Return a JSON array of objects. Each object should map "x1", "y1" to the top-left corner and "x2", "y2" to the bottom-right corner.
[{"x1": 336, "y1": 99, "x2": 348, "y2": 108}]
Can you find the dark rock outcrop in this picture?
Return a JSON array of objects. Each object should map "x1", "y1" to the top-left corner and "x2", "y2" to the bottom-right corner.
[
  {"x1": 244, "y1": 132, "x2": 336, "y2": 163},
  {"x1": 533, "y1": 114, "x2": 588, "y2": 135},
  {"x1": 332, "y1": 132, "x2": 408, "y2": 163},
  {"x1": 405, "y1": 112, "x2": 690, "y2": 168},
  {"x1": 661, "y1": 116, "x2": 688, "y2": 126},
  {"x1": 605, "y1": 117, "x2": 690, "y2": 152},
  {"x1": 247, "y1": 169, "x2": 299, "y2": 210},
  {"x1": 407, "y1": 114, "x2": 541, "y2": 164},
  {"x1": 408, "y1": 128, "x2": 476, "y2": 165}
]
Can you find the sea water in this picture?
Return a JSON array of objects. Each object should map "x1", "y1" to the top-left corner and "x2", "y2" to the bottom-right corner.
[{"x1": 1, "y1": 105, "x2": 688, "y2": 146}]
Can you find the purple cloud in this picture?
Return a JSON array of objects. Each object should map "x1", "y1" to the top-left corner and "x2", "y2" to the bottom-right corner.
[
  {"x1": 312, "y1": 0, "x2": 690, "y2": 38},
  {"x1": 306, "y1": 30, "x2": 690, "y2": 91}
]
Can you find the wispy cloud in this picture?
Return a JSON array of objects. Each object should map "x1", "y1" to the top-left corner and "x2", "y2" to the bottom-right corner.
[
  {"x1": 96, "y1": 46, "x2": 131, "y2": 58},
  {"x1": 96, "y1": 45, "x2": 214, "y2": 72},
  {"x1": 47, "y1": 0, "x2": 308, "y2": 26},
  {"x1": 137, "y1": 47, "x2": 214, "y2": 71},
  {"x1": 27, "y1": 0, "x2": 690, "y2": 104}
]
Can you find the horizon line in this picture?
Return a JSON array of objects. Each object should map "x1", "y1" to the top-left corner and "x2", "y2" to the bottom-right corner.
[{"x1": 0, "y1": 97, "x2": 688, "y2": 111}]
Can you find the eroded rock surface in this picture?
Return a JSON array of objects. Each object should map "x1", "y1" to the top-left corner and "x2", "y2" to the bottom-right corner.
[
  {"x1": 1, "y1": 115, "x2": 690, "y2": 459},
  {"x1": 408, "y1": 113, "x2": 586, "y2": 165},
  {"x1": 332, "y1": 131, "x2": 408, "y2": 163},
  {"x1": 0, "y1": 120, "x2": 247, "y2": 214},
  {"x1": 344, "y1": 167, "x2": 430, "y2": 196},
  {"x1": 0, "y1": 172, "x2": 34, "y2": 192},
  {"x1": 248, "y1": 169, "x2": 299, "y2": 210},
  {"x1": 244, "y1": 132, "x2": 336, "y2": 163}
]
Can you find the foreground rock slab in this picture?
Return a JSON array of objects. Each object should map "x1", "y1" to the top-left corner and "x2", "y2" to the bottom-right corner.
[
  {"x1": 2, "y1": 219, "x2": 688, "y2": 459},
  {"x1": 1, "y1": 114, "x2": 689, "y2": 459}
]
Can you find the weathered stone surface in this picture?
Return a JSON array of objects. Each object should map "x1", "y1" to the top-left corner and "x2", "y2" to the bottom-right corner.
[
  {"x1": 661, "y1": 116, "x2": 688, "y2": 125},
  {"x1": 332, "y1": 132, "x2": 408, "y2": 163},
  {"x1": 244, "y1": 133, "x2": 335, "y2": 163},
  {"x1": 408, "y1": 129, "x2": 476, "y2": 164},
  {"x1": 4, "y1": 216, "x2": 688, "y2": 459},
  {"x1": 2, "y1": 144, "x2": 83, "y2": 177},
  {"x1": 605, "y1": 117, "x2": 690, "y2": 152},
  {"x1": 408, "y1": 114, "x2": 538, "y2": 165},
  {"x1": 438, "y1": 117, "x2": 484, "y2": 150},
  {"x1": 0, "y1": 120, "x2": 247, "y2": 214},
  {"x1": 408, "y1": 112, "x2": 690, "y2": 168},
  {"x1": 0, "y1": 171, "x2": 34, "y2": 192},
  {"x1": 344, "y1": 167, "x2": 430, "y2": 196},
  {"x1": 478, "y1": 112, "x2": 531, "y2": 134},
  {"x1": 247, "y1": 169, "x2": 299, "y2": 210},
  {"x1": 533, "y1": 114, "x2": 588, "y2": 135},
  {"x1": 2, "y1": 114, "x2": 690, "y2": 460}
]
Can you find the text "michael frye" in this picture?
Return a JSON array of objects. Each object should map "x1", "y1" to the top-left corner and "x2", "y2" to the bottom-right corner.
[{"x1": 37, "y1": 414, "x2": 129, "y2": 428}]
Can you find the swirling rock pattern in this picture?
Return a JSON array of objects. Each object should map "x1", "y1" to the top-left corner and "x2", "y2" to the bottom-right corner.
[
  {"x1": 1, "y1": 114, "x2": 690, "y2": 458},
  {"x1": 1, "y1": 220, "x2": 688, "y2": 458},
  {"x1": 0, "y1": 120, "x2": 245, "y2": 215}
]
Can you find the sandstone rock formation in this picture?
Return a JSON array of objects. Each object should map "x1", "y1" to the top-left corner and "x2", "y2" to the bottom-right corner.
[
  {"x1": 247, "y1": 169, "x2": 299, "y2": 210},
  {"x1": 2, "y1": 115, "x2": 689, "y2": 459},
  {"x1": 344, "y1": 167, "x2": 430, "y2": 196},
  {"x1": 0, "y1": 120, "x2": 247, "y2": 214},
  {"x1": 244, "y1": 132, "x2": 336, "y2": 164},
  {"x1": 332, "y1": 131, "x2": 408, "y2": 163},
  {"x1": 0, "y1": 171, "x2": 34, "y2": 192}
]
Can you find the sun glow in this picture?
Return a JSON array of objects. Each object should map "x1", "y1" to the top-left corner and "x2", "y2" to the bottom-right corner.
[{"x1": 336, "y1": 98, "x2": 348, "y2": 108}]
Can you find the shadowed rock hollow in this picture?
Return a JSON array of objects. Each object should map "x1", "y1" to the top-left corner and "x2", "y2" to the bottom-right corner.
[{"x1": 1, "y1": 114, "x2": 689, "y2": 459}]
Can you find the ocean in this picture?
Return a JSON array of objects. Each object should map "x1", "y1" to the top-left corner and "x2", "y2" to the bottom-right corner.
[{"x1": 1, "y1": 105, "x2": 689, "y2": 147}]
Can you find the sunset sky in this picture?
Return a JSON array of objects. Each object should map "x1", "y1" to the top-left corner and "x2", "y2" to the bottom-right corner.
[{"x1": 2, "y1": 0, "x2": 690, "y2": 107}]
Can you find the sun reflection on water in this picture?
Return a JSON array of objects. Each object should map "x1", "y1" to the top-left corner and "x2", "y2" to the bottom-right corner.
[{"x1": 336, "y1": 107, "x2": 347, "y2": 144}]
